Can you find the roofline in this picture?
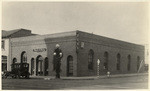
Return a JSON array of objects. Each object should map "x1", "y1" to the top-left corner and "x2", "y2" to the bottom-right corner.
[
  {"x1": 10, "y1": 30, "x2": 144, "y2": 47},
  {"x1": 2, "y1": 28, "x2": 32, "y2": 38},
  {"x1": 10, "y1": 30, "x2": 77, "y2": 40},
  {"x1": 76, "y1": 30, "x2": 144, "y2": 47}
]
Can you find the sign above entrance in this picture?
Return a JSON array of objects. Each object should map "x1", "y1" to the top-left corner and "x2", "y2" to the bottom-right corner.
[{"x1": 33, "y1": 48, "x2": 47, "y2": 52}]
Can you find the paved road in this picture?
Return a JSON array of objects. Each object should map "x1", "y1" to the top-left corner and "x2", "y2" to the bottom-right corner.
[{"x1": 2, "y1": 75, "x2": 148, "y2": 90}]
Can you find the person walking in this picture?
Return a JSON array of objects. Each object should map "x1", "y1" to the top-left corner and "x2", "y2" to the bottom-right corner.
[{"x1": 53, "y1": 44, "x2": 63, "y2": 79}]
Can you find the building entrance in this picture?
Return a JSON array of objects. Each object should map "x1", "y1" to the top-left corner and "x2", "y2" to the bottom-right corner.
[{"x1": 44, "y1": 57, "x2": 49, "y2": 76}]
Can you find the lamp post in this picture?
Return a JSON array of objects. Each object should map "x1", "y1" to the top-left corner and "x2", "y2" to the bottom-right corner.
[{"x1": 53, "y1": 44, "x2": 63, "y2": 79}]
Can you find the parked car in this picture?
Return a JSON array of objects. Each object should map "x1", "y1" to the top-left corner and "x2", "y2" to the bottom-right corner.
[{"x1": 2, "y1": 63, "x2": 30, "y2": 79}]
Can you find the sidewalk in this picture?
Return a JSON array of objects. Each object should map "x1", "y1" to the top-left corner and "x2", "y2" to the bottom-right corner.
[{"x1": 30, "y1": 72, "x2": 148, "y2": 80}]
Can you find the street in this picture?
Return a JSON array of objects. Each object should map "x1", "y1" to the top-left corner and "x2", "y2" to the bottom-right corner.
[{"x1": 2, "y1": 75, "x2": 148, "y2": 90}]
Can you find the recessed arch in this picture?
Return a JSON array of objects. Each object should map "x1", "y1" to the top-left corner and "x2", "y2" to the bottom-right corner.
[
  {"x1": 44, "y1": 57, "x2": 49, "y2": 76},
  {"x1": 116, "y1": 53, "x2": 121, "y2": 70},
  {"x1": 21, "y1": 51, "x2": 27, "y2": 63},
  {"x1": 127, "y1": 55, "x2": 131, "y2": 71},
  {"x1": 31, "y1": 58, "x2": 34, "y2": 75},
  {"x1": 13, "y1": 58, "x2": 17, "y2": 64},
  {"x1": 103, "y1": 51, "x2": 109, "y2": 70},
  {"x1": 88, "y1": 49, "x2": 94, "y2": 70},
  {"x1": 36, "y1": 55, "x2": 43, "y2": 76},
  {"x1": 67, "y1": 55, "x2": 73, "y2": 76}
]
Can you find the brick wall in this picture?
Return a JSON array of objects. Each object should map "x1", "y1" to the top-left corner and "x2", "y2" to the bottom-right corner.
[
  {"x1": 10, "y1": 30, "x2": 145, "y2": 77},
  {"x1": 76, "y1": 31, "x2": 145, "y2": 76}
]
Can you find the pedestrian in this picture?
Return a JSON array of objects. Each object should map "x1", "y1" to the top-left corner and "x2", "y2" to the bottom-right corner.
[{"x1": 53, "y1": 44, "x2": 63, "y2": 79}]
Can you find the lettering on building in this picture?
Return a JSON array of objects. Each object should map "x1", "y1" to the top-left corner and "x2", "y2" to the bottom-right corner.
[{"x1": 33, "y1": 48, "x2": 47, "y2": 52}]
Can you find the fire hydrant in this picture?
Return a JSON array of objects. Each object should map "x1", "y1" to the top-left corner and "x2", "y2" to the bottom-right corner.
[{"x1": 107, "y1": 71, "x2": 110, "y2": 78}]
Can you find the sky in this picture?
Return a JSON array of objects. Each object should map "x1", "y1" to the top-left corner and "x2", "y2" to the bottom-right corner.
[{"x1": 2, "y1": 2, "x2": 149, "y2": 45}]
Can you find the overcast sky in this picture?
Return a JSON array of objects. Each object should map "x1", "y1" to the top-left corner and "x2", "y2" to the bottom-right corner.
[{"x1": 2, "y1": 2, "x2": 149, "y2": 45}]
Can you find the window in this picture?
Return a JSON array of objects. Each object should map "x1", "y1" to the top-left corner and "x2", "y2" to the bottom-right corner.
[
  {"x1": 2, "y1": 56, "x2": 7, "y2": 71},
  {"x1": 2, "y1": 63, "x2": 7, "y2": 71},
  {"x1": 21, "y1": 51, "x2": 27, "y2": 63},
  {"x1": 2, "y1": 55, "x2": 7, "y2": 63},
  {"x1": 81, "y1": 42, "x2": 84, "y2": 48},
  {"x1": 13, "y1": 58, "x2": 17, "y2": 63},
  {"x1": 2, "y1": 40, "x2": 5, "y2": 50},
  {"x1": 88, "y1": 49, "x2": 94, "y2": 70},
  {"x1": 116, "y1": 53, "x2": 121, "y2": 70},
  {"x1": 36, "y1": 55, "x2": 43, "y2": 76},
  {"x1": 104, "y1": 52, "x2": 108, "y2": 70},
  {"x1": 67, "y1": 55, "x2": 73, "y2": 76},
  {"x1": 31, "y1": 58, "x2": 34, "y2": 75},
  {"x1": 137, "y1": 56, "x2": 140, "y2": 71},
  {"x1": 127, "y1": 55, "x2": 131, "y2": 71}
]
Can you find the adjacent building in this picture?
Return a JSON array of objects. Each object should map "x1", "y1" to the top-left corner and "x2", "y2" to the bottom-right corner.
[
  {"x1": 144, "y1": 44, "x2": 149, "y2": 72},
  {"x1": 2, "y1": 29, "x2": 36, "y2": 72},
  {"x1": 10, "y1": 30, "x2": 145, "y2": 77}
]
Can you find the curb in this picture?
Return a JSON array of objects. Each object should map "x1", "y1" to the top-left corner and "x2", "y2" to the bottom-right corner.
[{"x1": 30, "y1": 73, "x2": 148, "y2": 80}]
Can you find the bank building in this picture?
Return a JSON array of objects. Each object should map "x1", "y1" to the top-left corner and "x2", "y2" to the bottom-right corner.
[{"x1": 2, "y1": 30, "x2": 145, "y2": 77}]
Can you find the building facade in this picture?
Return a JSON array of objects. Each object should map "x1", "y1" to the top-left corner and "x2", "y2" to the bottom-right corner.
[{"x1": 10, "y1": 30, "x2": 145, "y2": 77}]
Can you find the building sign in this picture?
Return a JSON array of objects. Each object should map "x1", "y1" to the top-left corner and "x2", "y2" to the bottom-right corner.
[
  {"x1": 81, "y1": 42, "x2": 84, "y2": 48},
  {"x1": 33, "y1": 48, "x2": 47, "y2": 52}
]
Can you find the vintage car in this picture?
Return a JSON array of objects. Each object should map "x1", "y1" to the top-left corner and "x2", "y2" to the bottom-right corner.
[{"x1": 2, "y1": 63, "x2": 30, "y2": 79}]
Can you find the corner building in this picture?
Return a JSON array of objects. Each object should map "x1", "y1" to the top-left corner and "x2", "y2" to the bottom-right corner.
[{"x1": 11, "y1": 30, "x2": 145, "y2": 77}]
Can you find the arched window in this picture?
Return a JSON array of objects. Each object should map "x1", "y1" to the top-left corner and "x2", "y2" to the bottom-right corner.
[
  {"x1": 116, "y1": 53, "x2": 121, "y2": 70},
  {"x1": 21, "y1": 51, "x2": 27, "y2": 63},
  {"x1": 36, "y1": 55, "x2": 43, "y2": 76},
  {"x1": 44, "y1": 57, "x2": 49, "y2": 76},
  {"x1": 127, "y1": 55, "x2": 131, "y2": 71},
  {"x1": 104, "y1": 52, "x2": 108, "y2": 70},
  {"x1": 67, "y1": 55, "x2": 73, "y2": 76},
  {"x1": 137, "y1": 56, "x2": 140, "y2": 71},
  {"x1": 12, "y1": 58, "x2": 17, "y2": 69},
  {"x1": 88, "y1": 49, "x2": 94, "y2": 70},
  {"x1": 31, "y1": 58, "x2": 34, "y2": 75},
  {"x1": 13, "y1": 58, "x2": 17, "y2": 64}
]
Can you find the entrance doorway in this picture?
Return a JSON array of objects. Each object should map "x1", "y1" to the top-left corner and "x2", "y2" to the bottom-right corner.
[
  {"x1": 67, "y1": 55, "x2": 73, "y2": 76},
  {"x1": 44, "y1": 57, "x2": 49, "y2": 76}
]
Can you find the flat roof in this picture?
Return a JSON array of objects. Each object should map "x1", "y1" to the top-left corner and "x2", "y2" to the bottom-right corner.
[
  {"x1": 11, "y1": 30, "x2": 77, "y2": 42},
  {"x1": 11, "y1": 30, "x2": 144, "y2": 50}
]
